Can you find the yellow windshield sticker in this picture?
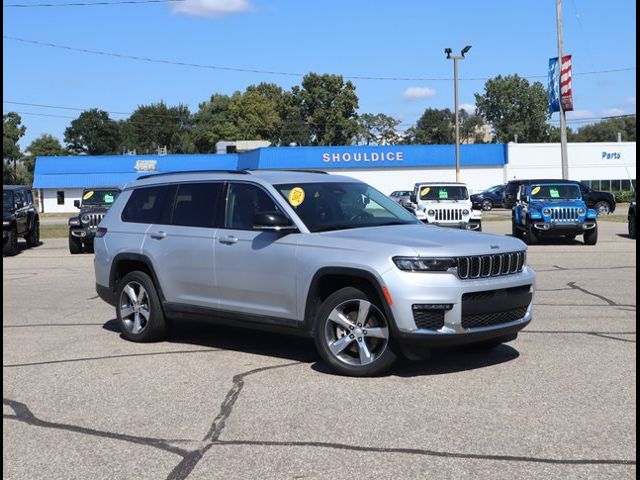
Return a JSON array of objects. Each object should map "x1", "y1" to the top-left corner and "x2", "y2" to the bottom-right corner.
[
  {"x1": 531, "y1": 186, "x2": 541, "y2": 196},
  {"x1": 420, "y1": 187, "x2": 431, "y2": 196},
  {"x1": 288, "y1": 187, "x2": 305, "y2": 207},
  {"x1": 83, "y1": 191, "x2": 94, "y2": 200}
]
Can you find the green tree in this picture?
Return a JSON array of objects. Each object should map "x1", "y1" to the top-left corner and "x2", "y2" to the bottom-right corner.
[
  {"x1": 459, "y1": 110, "x2": 488, "y2": 144},
  {"x1": 278, "y1": 89, "x2": 311, "y2": 146},
  {"x1": 298, "y1": 73, "x2": 359, "y2": 145},
  {"x1": 475, "y1": 75, "x2": 551, "y2": 143},
  {"x1": 23, "y1": 134, "x2": 68, "y2": 184},
  {"x1": 64, "y1": 109, "x2": 122, "y2": 155},
  {"x1": 121, "y1": 102, "x2": 193, "y2": 154},
  {"x1": 404, "y1": 108, "x2": 454, "y2": 144},
  {"x1": 230, "y1": 83, "x2": 284, "y2": 143},
  {"x1": 3, "y1": 112, "x2": 27, "y2": 184},
  {"x1": 356, "y1": 113, "x2": 401, "y2": 145},
  {"x1": 191, "y1": 94, "x2": 240, "y2": 153},
  {"x1": 573, "y1": 116, "x2": 636, "y2": 142}
]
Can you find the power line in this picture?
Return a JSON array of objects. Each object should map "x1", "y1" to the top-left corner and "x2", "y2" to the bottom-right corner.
[
  {"x1": 3, "y1": 35, "x2": 636, "y2": 82},
  {"x1": 4, "y1": 0, "x2": 183, "y2": 7}
]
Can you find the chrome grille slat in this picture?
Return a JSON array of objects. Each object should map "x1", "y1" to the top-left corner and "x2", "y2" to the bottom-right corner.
[{"x1": 457, "y1": 251, "x2": 526, "y2": 280}]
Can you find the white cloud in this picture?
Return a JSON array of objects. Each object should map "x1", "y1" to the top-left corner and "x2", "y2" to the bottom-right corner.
[
  {"x1": 173, "y1": 0, "x2": 252, "y2": 18},
  {"x1": 459, "y1": 103, "x2": 475, "y2": 114},
  {"x1": 626, "y1": 97, "x2": 636, "y2": 105},
  {"x1": 601, "y1": 108, "x2": 625, "y2": 117},
  {"x1": 566, "y1": 109, "x2": 594, "y2": 120},
  {"x1": 402, "y1": 86, "x2": 436, "y2": 101}
]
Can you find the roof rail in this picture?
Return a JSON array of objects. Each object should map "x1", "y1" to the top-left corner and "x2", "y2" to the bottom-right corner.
[
  {"x1": 136, "y1": 169, "x2": 249, "y2": 180},
  {"x1": 246, "y1": 169, "x2": 328, "y2": 175}
]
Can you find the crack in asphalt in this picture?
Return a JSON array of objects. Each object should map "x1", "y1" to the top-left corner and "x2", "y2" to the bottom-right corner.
[
  {"x1": 566, "y1": 282, "x2": 621, "y2": 306},
  {"x1": 534, "y1": 265, "x2": 635, "y2": 272},
  {"x1": 588, "y1": 333, "x2": 637, "y2": 344},
  {"x1": 523, "y1": 330, "x2": 636, "y2": 344},
  {"x1": 3, "y1": 348, "x2": 222, "y2": 368},
  {"x1": 211, "y1": 439, "x2": 636, "y2": 466}
]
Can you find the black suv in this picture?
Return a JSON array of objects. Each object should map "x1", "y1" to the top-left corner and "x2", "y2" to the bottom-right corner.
[
  {"x1": 503, "y1": 179, "x2": 616, "y2": 214},
  {"x1": 3, "y1": 185, "x2": 40, "y2": 256},
  {"x1": 68, "y1": 187, "x2": 120, "y2": 254},
  {"x1": 629, "y1": 195, "x2": 637, "y2": 239}
]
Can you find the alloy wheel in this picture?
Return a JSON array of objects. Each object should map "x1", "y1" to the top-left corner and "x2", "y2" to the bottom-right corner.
[{"x1": 119, "y1": 281, "x2": 151, "y2": 335}]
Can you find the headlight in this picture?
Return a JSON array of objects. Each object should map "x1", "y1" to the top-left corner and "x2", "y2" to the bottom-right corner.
[
  {"x1": 3, "y1": 221, "x2": 10, "y2": 226},
  {"x1": 462, "y1": 209, "x2": 470, "y2": 216},
  {"x1": 393, "y1": 257, "x2": 457, "y2": 272},
  {"x1": 427, "y1": 209, "x2": 436, "y2": 216},
  {"x1": 81, "y1": 214, "x2": 91, "y2": 223},
  {"x1": 578, "y1": 208, "x2": 586, "y2": 215},
  {"x1": 542, "y1": 208, "x2": 551, "y2": 216},
  {"x1": 69, "y1": 218, "x2": 81, "y2": 226}
]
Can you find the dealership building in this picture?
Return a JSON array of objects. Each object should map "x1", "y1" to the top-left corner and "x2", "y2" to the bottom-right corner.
[{"x1": 33, "y1": 142, "x2": 636, "y2": 213}]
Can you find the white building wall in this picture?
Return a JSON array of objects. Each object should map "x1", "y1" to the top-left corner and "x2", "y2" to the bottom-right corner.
[
  {"x1": 506, "y1": 142, "x2": 636, "y2": 182},
  {"x1": 329, "y1": 166, "x2": 504, "y2": 195},
  {"x1": 41, "y1": 188, "x2": 83, "y2": 213}
]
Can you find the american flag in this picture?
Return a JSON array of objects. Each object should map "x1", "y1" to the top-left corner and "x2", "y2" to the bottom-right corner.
[{"x1": 560, "y1": 55, "x2": 574, "y2": 112}]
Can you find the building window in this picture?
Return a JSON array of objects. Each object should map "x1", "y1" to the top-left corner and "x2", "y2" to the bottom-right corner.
[{"x1": 56, "y1": 191, "x2": 65, "y2": 205}]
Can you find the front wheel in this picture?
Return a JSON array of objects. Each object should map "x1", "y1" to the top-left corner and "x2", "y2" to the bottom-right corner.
[
  {"x1": 25, "y1": 221, "x2": 40, "y2": 247},
  {"x1": 594, "y1": 201, "x2": 611, "y2": 215},
  {"x1": 314, "y1": 287, "x2": 397, "y2": 377},
  {"x1": 525, "y1": 225, "x2": 538, "y2": 245},
  {"x1": 584, "y1": 224, "x2": 598, "y2": 245},
  {"x1": 116, "y1": 271, "x2": 167, "y2": 342},
  {"x1": 69, "y1": 234, "x2": 83, "y2": 254},
  {"x1": 4, "y1": 228, "x2": 18, "y2": 256},
  {"x1": 482, "y1": 199, "x2": 493, "y2": 211}
]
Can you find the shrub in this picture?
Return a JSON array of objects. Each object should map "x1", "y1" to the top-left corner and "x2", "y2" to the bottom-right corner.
[{"x1": 613, "y1": 190, "x2": 635, "y2": 203}]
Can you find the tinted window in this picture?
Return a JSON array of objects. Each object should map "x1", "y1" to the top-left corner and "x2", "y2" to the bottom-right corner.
[
  {"x1": 56, "y1": 191, "x2": 64, "y2": 205},
  {"x1": 82, "y1": 189, "x2": 120, "y2": 206},
  {"x1": 225, "y1": 183, "x2": 283, "y2": 230},
  {"x1": 171, "y1": 183, "x2": 222, "y2": 228},
  {"x1": 419, "y1": 185, "x2": 468, "y2": 201},
  {"x1": 16, "y1": 191, "x2": 26, "y2": 206},
  {"x1": 122, "y1": 186, "x2": 173, "y2": 224}
]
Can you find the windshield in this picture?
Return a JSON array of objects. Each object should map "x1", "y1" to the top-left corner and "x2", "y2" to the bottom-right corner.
[
  {"x1": 530, "y1": 184, "x2": 581, "y2": 200},
  {"x1": 275, "y1": 182, "x2": 419, "y2": 232},
  {"x1": 418, "y1": 185, "x2": 468, "y2": 201},
  {"x1": 3, "y1": 190, "x2": 13, "y2": 211},
  {"x1": 81, "y1": 189, "x2": 120, "y2": 206}
]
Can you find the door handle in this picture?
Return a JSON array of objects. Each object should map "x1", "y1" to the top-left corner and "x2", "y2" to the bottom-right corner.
[
  {"x1": 150, "y1": 231, "x2": 167, "y2": 239},
  {"x1": 219, "y1": 235, "x2": 238, "y2": 245}
]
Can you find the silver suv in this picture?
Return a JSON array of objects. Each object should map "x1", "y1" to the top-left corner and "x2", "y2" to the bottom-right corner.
[{"x1": 94, "y1": 170, "x2": 536, "y2": 376}]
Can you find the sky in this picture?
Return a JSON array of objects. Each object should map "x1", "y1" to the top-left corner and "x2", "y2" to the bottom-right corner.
[{"x1": 3, "y1": 0, "x2": 637, "y2": 147}]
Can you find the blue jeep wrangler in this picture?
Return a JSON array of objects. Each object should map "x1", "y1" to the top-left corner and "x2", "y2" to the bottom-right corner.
[{"x1": 512, "y1": 182, "x2": 598, "y2": 245}]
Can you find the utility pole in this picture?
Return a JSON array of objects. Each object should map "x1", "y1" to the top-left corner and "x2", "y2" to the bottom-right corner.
[
  {"x1": 445, "y1": 46, "x2": 472, "y2": 182},
  {"x1": 556, "y1": 0, "x2": 569, "y2": 179}
]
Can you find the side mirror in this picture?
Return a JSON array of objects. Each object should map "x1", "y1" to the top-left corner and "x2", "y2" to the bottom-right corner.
[
  {"x1": 410, "y1": 193, "x2": 417, "y2": 203},
  {"x1": 15, "y1": 202, "x2": 24, "y2": 209},
  {"x1": 253, "y1": 212, "x2": 297, "y2": 232},
  {"x1": 74, "y1": 200, "x2": 81, "y2": 208}
]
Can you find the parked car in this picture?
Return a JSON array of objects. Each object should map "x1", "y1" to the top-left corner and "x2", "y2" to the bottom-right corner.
[
  {"x1": 389, "y1": 190, "x2": 412, "y2": 205},
  {"x1": 3, "y1": 185, "x2": 40, "y2": 256},
  {"x1": 410, "y1": 182, "x2": 482, "y2": 231},
  {"x1": 68, "y1": 187, "x2": 121, "y2": 254},
  {"x1": 512, "y1": 182, "x2": 598, "y2": 245},
  {"x1": 471, "y1": 185, "x2": 505, "y2": 211},
  {"x1": 629, "y1": 195, "x2": 637, "y2": 239},
  {"x1": 94, "y1": 170, "x2": 535, "y2": 377},
  {"x1": 504, "y1": 179, "x2": 616, "y2": 214}
]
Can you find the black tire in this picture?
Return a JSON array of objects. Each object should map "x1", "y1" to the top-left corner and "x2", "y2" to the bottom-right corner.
[
  {"x1": 584, "y1": 224, "x2": 598, "y2": 245},
  {"x1": 481, "y1": 199, "x2": 493, "y2": 211},
  {"x1": 314, "y1": 287, "x2": 397, "y2": 377},
  {"x1": 83, "y1": 240, "x2": 95, "y2": 254},
  {"x1": 512, "y1": 220, "x2": 523, "y2": 239},
  {"x1": 525, "y1": 225, "x2": 538, "y2": 245},
  {"x1": 116, "y1": 271, "x2": 167, "y2": 342},
  {"x1": 594, "y1": 201, "x2": 611, "y2": 215},
  {"x1": 629, "y1": 215, "x2": 637, "y2": 239},
  {"x1": 459, "y1": 335, "x2": 515, "y2": 352},
  {"x1": 69, "y1": 234, "x2": 83, "y2": 254},
  {"x1": 476, "y1": 221, "x2": 482, "y2": 232},
  {"x1": 25, "y1": 220, "x2": 40, "y2": 247},
  {"x1": 3, "y1": 227, "x2": 18, "y2": 256}
]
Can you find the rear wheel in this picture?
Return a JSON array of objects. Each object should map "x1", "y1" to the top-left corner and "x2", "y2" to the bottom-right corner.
[
  {"x1": 4, "y1": 228, "x2": 18, "y2": 256},
  {"x1": 116, "y1": 271, "x2": 167, "y2": 342},
  {"x1": 482, "y1": 199, "x2": 493, "y2": 211},
  {"x1": 69, "y1": 234, "x2": 83, "y2": 254},
  {"x1": 594, "y1": 201, "x2": 611, "y2": 215},
  {"x1": 584, "y1": 224, "x2": 598, "y2": 245},
  {"x1": 629, "y1": 215, "x2": 637, "y2": 238},
  {"x1": 25, "y1": 220, "x2": 40, "y2": 247},
  {"x1": 525, "y1": 225, "x2": 538, "y2": 245},
  {"x1": 314, "y1": 287, "x2": 397, "y2": 377}
]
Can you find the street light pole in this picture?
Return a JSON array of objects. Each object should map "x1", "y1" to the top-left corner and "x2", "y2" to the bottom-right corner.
[{"x1": 446, "y1": 46, "x2": 471, "y2": 182}]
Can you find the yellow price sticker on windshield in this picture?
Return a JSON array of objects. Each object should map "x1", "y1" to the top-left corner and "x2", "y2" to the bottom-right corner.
[
  {"x1": 531, "y1": 186, "x2": 541, "y2": 195},
  {"x1": 420, "y1": 187, "x2": 431, "y2": 196},
  {"x1": 83, "y1": 191, "x2": 95, "y2": 200},
  {"x1": 288, "y1": 187, "x2": 305, "y2": 207}
]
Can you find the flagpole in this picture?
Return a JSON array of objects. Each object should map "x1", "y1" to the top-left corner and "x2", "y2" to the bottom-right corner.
[{"x1": 556, "y1": 0, "x2": 569, "y2": 180}]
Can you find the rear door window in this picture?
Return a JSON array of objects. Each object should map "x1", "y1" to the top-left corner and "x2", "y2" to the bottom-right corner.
[
  {"x1": 122, "y1": 185, "x2": 174, "y2": 224},
  {"x1": 171, "y1": 183, "x2": 223, "y2": 228}
]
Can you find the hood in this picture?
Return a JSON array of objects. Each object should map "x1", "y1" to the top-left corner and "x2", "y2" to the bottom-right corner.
[{"x1": 312, "y1": 224, "x2": 526, "y2": 257}]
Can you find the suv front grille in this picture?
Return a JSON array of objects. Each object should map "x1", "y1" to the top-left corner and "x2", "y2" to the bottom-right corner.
[
  {"x1": 88, "y1": 214, "x2": 104, "y2": 227},
  {"x1": 550, "y1": 207, "x2": 580, "y2": 222},
  {"x1": 457, "y1": 251, "x2": 526, "y2": 279},
  {"x1": 461, "y1": 306, "x2": 529, "y2": 329},
  {"x1": 435, "y1": 209, "x2": 465, "y2": 222}
]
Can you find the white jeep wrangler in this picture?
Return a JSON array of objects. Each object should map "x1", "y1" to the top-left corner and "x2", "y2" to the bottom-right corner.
[{"x1": 410, "y1": 182, "x2": 482, "y2": 231}]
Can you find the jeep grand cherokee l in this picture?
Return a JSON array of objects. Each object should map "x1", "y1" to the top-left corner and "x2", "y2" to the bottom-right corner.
[{"x1": 94, "y1": 170, "x2": 536, "y2": 376}]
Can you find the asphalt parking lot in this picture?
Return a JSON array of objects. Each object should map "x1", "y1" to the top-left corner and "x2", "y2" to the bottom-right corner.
[{"x1": 3, "y1": 221, "x2": 636, "y2": 480}]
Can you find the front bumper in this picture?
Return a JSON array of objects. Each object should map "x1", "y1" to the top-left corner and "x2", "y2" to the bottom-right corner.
[
  {"x1": 70, "y1": 227, "x2": 97, "y2": 239},
  {"x1": 532, "y1": 221, "x2": 596, "y2": 234},
  {"x1": 421, "y1": 221, "x2": 481, "y2": 230}
]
